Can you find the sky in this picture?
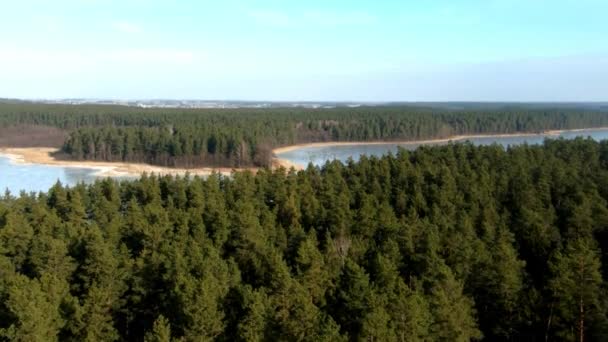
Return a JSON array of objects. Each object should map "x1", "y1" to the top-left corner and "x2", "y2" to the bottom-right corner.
[{"x1": 1, "y1": 0, "x2": 607, "y2": 101}]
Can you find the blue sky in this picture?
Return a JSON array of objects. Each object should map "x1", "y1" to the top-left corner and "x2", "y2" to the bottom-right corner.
[{"x1": 1, "y1": 0, "x2": 607, "y2": 101}]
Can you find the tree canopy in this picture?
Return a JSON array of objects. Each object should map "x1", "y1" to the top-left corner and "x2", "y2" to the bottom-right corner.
[
  {"x1": 2, "y1": 102, "x2": 608, "y2": 167},
  {"x1": 1, "y1": 138, "x2": 608, "y2": 340}
]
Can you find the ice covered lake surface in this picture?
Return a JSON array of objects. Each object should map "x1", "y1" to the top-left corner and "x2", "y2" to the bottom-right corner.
[
  {"x1": 276, "y1": 128, "x2": 608, "y2": 167},
  {"x1": 0, "y1": 156, "x2": 135, "y2": 194},
  {"x1": 2, "y1": 128, "x2": 608, "y2": 194}
]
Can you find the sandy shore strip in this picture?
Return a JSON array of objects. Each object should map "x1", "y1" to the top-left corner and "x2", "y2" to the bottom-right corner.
[
  {"x1": 0, "y1": 147, "x2": 272, "y2": 178},
  {"x1": 271, "y1": 127, "x2": 608, "y2": 155},
  {"x1": 271, "y1": 127, "x2": 608, "y2": 167},
  {"x1": 1, "y1": 127, "x2": 605, "y2": 177}
]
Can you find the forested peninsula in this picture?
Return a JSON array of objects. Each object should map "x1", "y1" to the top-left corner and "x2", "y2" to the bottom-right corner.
[
  {"x1": 2, "y1": 101, "x2": 608, "y2": 168},
  {"x1": 1, "y1": 139, "x2": 608, "y2": 340}
]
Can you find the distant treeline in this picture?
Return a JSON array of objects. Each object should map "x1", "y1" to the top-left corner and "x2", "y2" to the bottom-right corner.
[
  {"x1": 1, "y1": 139, "x2": 608, "y2": 340},
  {"x1": 2, "y1": 102, "x2": 608, "y2": 167}
]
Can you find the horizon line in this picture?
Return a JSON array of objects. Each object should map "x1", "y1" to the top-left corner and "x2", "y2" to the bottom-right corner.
[{"x1": 3, "y1": 98, "x2": 608, "y2": 105}]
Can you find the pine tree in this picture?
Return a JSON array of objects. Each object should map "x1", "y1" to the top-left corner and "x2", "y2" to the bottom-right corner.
[
  {"x1": 0, "y1": 211, "x2": 33, "y2": 270},
  {"x1": 472, "y1": 226, "x2": 526, "y2": 339},
  {"x1": 360, "y1": 293, "x2": 396, "y2": 342},
  {"x1": 294, "y1": 232, "x2": 330, "y2": 305},
  {"x1": 548, "y1": 238, "x2": 605, "y2": 341},
  {"x1": 427, "y1": 263, "x2": 482, "y2": 341},
  {"x1": 332, "y1": 259, "x2": 371, "y2": 338},
  {"x1": 1, "y1": 275, "x2": 65, "y2": 342},
  {"x1": 236, "y1": 286, "x2": 269, "y2": 342},
  {"x1": 144, "y1": 315, "x2": 172, "y2": 342}
]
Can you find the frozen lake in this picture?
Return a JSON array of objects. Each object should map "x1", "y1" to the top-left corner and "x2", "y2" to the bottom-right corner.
[
  {"x1": 276, "y1": 128, "x2": 608, "y2": 167},
  {"x1": 3, "y1": 128, "x2": 608, "y2": 194}
]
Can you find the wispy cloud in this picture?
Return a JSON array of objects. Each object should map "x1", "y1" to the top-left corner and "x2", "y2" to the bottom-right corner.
[
  {"x1": 247, "y1": 9, "x2": 376, "y2": 28},
  {"x1": 104, "y1": 49, "x2": 196, "y2": 63},
  {"x1": 112, "y1": 21, "x2": 143, "y2": 34},
  {"x1": 302, "y1": 11, "x2": 376, "y2": 27},
  {"x1": 247, "y1": 10, "x2": 291, "y2": 28}
]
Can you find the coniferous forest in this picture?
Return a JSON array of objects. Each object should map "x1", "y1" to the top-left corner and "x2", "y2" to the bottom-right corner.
[
  {"x1": 1, "y1": 138, "x2": 608, "y2": 341},
  {"x1": 2, "y1": 101, "x2": 608, "y2": 167}
]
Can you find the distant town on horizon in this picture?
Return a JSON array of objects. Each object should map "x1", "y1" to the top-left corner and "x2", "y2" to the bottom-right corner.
[{"x1": 2, "y1": 97, "x2": 608, "y2": 110}]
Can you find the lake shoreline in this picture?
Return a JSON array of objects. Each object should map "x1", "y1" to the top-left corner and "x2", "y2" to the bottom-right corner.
[
  {"x1": 272, "y1": 127, "x2": 608, "y2": 167},
  {"x1": 1, "y1": 127, "x2": 607, "y2": 176},
  {"x1": 0, "y1": 147, "x2": 266, "y2": 178}
]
